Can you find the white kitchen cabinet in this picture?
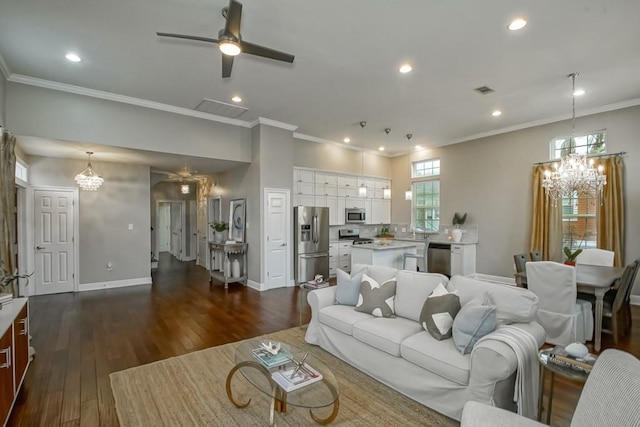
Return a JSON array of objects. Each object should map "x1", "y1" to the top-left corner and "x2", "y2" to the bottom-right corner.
[
  {"x1": 294, "y1": 181, "x2": 314, "y2": 196},
  {"x1": 338, "y1": 241, "x2": 352, "y2": 273},
  {"x1": 315, "y1": 195, "x2": 339, "y2": 225},
  {"x1": 293, "y1": 194, "x2": 315, "y2": 207},
  {"x1": 338, "y1": 175, "x2": 358, "y2": 188},
  {"x1": 374, "y1": 178, "x2": 392, "y2": 199},
  {"x1": 357, "y1": 178, "x2": 375, "y2": 198},
  {"x1": 450, "y1": 244, "x2": 476, "y2": 276},
  {"x1": 344, "y1": 197, "x2": 365, "y2": 209},
  {"x1": 315, "y1": 172, "x2": 337, "y2": 186},
  {"x1": 338, "y1": 186, "x2": 358, "y2": 198},
  {"x1": 294, "y1": 169, "x2": 315, "y2": 184},
  {"x1": 329, "y1": 242, "x2": 339, "y2": 277},
  {"x1": 370, "y1": 199, "x2": 391, "y2": 224},
  {"x1": 315, "y1": 184, "x2": 337, "y2": 196}
]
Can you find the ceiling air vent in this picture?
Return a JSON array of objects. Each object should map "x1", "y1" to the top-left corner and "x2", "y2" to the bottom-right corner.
[
  {"x1": 194, "y1": 98, "x2": 248, "y2": 118},
  {"x1": 473, "y1": 86, "x2": 495, "y2": 95}
]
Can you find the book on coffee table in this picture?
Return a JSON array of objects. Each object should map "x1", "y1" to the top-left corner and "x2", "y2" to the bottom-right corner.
[
  {"x1": 251, "y1": 348, "x2": 293, "y2": 368},
  {"x1": 546, "y1": 346, "x2": 597, "y2": 373},
  {"x1": 271, "y1": 363, "x2": 323, "y2": 392}
]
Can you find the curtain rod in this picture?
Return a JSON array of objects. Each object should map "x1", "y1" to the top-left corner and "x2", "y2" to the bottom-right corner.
[{"x1": 533, "y1": 151, "x2": 626, "y2": 166}]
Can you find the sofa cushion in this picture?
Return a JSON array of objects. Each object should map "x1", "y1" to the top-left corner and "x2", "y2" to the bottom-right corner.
[
  {"x1": 395, "y1": 270, "x2": 450, "y2": 322},
  {"x1": 352, "y1": 263, "x2": 398, "y2": 285},
  {"x1": 355, "y1": 274, "x2": 397, "y2": 318},
  {"x1": 318, "y1": 305, "x2": 373, "y2": 335},
  {"x1": 335, "y1": 267, "x2": 367, "y2": 306},
  {"x1": 450, "y1": 275, "x2": 538, "y2": 324},
  {"x1": 420, "y1": 284, "x2": 461, "y2": 340},
  {"x1": 353, "y1": 317, "x2": 423, "y2": 357},
  {"x1": 452, "y1": 293, "x2": 497, "y2": 355},
  {"x1": 401, "y1": 331, "x2": 471, "y2": 386}
]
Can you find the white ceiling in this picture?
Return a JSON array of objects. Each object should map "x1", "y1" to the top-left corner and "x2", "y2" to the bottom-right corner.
[{"x1": 2, "y1": 0, "x2": 640, "y2": 169}]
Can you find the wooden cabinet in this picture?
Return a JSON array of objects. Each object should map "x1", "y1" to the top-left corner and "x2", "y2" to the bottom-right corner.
[
  {"x1": 338, "y1": 241, "x2": 353, "y2": 273},
  {"x1": 0, "y1": 298, "x2": 30, "y2": 426},
  {"x1": 315, "y1": 196, "x2": 339, "y2": 225},
  {"x1": 293, "y1": 169, "x2": 315, "y2": 184},
  {"x1": 450, "y1": 244, "x2": 477, "y2": 276}
]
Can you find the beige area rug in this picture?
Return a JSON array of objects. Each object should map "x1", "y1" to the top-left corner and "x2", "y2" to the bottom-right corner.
[{"x1": 110, "y1": 327, "x2": 458, "y2": 426}]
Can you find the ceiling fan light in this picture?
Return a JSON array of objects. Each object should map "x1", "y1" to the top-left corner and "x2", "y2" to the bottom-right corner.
[{"x1": 219, "y1": 40, "x2": 241, "y2": 56}]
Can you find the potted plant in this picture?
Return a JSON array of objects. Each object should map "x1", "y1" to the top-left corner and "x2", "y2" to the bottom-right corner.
[
  {"x1": 451, "y1": 212, "x2": 467, "y2": 242},
  {"x1": 563, "y1": 246, "x2": 583, "y2": 266},
  {"x1": 210, "y1": 221, "x2": 228, "y2": 243}
]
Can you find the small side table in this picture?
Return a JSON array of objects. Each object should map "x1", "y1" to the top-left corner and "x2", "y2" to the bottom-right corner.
[{"x1": 537, "y1": 348, "x2": 594, "y2": 424}]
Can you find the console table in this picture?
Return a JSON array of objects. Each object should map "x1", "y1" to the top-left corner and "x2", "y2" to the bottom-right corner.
[{"x1": 209, "y1": 242, "x2": 248, "y2": 289}]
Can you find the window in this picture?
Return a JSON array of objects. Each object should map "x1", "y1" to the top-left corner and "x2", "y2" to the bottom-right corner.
[
  {"x1": 412, "y1": 159, "x2": 440, "y2": 232},
  {"x1": 15, "y1": 159, "x2": 28, "y2": 184},
  {"x1": 551, "y1": 131, "x2": 605, "y2": 251},
  {"x1": 551, "y1": 131, "x2": 606, "y2": 159}
]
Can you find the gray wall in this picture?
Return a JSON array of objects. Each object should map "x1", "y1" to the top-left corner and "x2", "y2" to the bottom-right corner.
[
  {"x1": 391, "y1": 106, "x2": 640, "y2": 290},
  {"x1": 28, "y1": 156, "x2": 151, "y2": 284},
  {"x1": 6, "y1": 83, "x2": 252, "y2": 162},
  {"x1": 293, "y1": 137, "x2": 391, "y2": 177}
]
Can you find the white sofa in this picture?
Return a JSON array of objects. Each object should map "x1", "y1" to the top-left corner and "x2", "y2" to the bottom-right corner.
[{"x1": 304, "y1": 264, "x2": 546, "y2": 421}]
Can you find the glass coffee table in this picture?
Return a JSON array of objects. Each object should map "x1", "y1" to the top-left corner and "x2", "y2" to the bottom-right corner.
[{"x1": 226, "y1": 337, "x2": 340, "y2": 426}]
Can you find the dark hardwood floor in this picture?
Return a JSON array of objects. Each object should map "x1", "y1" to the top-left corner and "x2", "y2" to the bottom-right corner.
[{"x1": 7, "y1": 253, "x2": 640, "y2": 426}]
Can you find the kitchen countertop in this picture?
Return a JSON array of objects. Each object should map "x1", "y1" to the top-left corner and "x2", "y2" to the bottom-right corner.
[
  {"x1": 393, "y1": 237, "x2": 478, "y2": 245},
  {"x1": 351, "y1": 241, "x2": 417, "y2": 250}
]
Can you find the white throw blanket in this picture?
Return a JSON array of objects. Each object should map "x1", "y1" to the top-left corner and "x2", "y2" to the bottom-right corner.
[{"x1": 472, "y1": 325, "x2": 540, "y2": 420}]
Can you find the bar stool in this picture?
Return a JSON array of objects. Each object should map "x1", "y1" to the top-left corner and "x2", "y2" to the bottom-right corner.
[{"x1": 403, "y1": 240, "x2": 430, "y2": 272}]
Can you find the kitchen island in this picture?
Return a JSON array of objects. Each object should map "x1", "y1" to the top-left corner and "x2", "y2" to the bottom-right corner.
[{"x1": 350, "y1": 241, "x2": 417, "y2": 271}]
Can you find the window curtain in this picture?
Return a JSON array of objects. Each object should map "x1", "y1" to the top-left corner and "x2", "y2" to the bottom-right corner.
[
  {"x1": 0, "y1": 129, "x2": 18, "y2": 296},
  {"x1": 530, "y1": 165, "x2": 563, "y2": 262},
  {"x1": 597, "y1": 155, "x2": 624, "y2": 267}
]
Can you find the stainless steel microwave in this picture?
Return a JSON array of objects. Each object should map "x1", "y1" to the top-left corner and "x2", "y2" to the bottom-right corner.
[{"x1": 346, "y1": 208, "x2": 366, "y2": 223}]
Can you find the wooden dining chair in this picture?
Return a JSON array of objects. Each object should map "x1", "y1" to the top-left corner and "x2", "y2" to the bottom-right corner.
[
  {"x1": 513, "y1": 253, "x2": 528, "y2": 287},
  {"x1": 529, "y1": 250, "x2": 542, "y2": 262}
]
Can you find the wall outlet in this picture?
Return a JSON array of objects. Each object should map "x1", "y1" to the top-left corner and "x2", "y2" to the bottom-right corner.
[
  {"x1": 107, "y1": 262, "x2": 113, "y2": 270},
  {"x1": 401, "y1": 227, "x2": 406, "y2": 233},
  {"x1": 374, "y1": 227, "x2": 378, "y2": 232},
  {"x1": 444, "y1": 228, "x2": 449, "y2": 234},
  {"x1": 394, "y1": 227, "x2": 398, "y2": 232},
  {"x1": 128, "y1": 224, "x2": 133, "y2": 230}
]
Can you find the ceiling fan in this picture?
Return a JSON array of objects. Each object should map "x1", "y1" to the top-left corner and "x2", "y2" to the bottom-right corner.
[
  {"x1": 155, "y1": 167, "x2": 208, "y2": 182},
  {"x1": 157, "y1": 0, "x2": 295, "y2": 78}
]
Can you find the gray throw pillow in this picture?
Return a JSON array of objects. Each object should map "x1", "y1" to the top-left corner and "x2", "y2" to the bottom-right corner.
[
  {"x1": 335, "y1": 267, "x2": 367, "y2": 306},
  {"x1": 354, "y1": 274, "x2": 397, "y2": 318},
  {"x1": 420, "y1": 283, "x2": 461, "y2": 340},
  {"x1": 452, "y1": 293, "x2": 496, "y2": 355}
]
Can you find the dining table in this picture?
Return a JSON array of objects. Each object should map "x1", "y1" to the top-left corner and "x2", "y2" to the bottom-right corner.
[{"x1": 515, "y1": 263, "x2": 625, "y2": 352}]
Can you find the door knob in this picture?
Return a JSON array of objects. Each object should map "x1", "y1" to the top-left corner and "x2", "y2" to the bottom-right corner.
[
  {"x1": 36, "y1": 246, "x2": 45, "y2": 250},
  {"x1": 281, "y1": 243, "x2": 287, "y2": 247}
]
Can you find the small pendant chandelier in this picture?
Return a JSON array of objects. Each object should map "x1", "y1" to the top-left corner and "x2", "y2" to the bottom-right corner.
[
  {"x1": 542, "y1": 73, "x2": 606, "y2": 206},
  {"x1": 75, "y1": 151, "x2": 104, "y2": 191},
  {"x1": 405, "y1": 134, "x2": 413, "y2": 201}
]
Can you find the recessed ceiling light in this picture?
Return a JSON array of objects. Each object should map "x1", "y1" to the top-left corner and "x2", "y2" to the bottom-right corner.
[
  {"x1": 415, "y1": 145, "x2": 422, "y2": 150},
  {"x1": 231, "y1": 95, "x2": 242, "y2": 102},
  {"x1": 508, "y1": 18, "x2": 527, "y2": 31},
  {"x1": 65, "y1": 53, "x2": 81, "y2": 62},
  {"x1": 378, "y1": 146, "x2": 385, "y2": 151},
  {"x1": 573, "y1": 89, "x2": 586, "y2": 96},
  {"x1": 399, "y1": 63, "x2": 413, "y2": 74},
  {"x1": 492, "y1": 110, "x2": 503, "y2": 117},
  {"x1": 343, "y1": 137, "x2": 351, "y2": 143}
]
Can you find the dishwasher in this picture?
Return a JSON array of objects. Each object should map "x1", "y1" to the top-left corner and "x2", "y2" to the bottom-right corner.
[{"x1": 428, "y1": 243, "x2": 451, "y2": 277}]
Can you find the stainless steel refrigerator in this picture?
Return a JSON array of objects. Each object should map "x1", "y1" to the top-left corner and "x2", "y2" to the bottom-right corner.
[{"x1": 294, "y1": 206, "x2": 329, "y2": 284}]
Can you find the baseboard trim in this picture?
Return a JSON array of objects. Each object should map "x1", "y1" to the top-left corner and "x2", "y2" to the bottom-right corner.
[
  {"x1": 79, "y1": 277, "x2": 152, "y2": 292},
  {"x1": 247, "y1": 279, "x2": 264, "y2": 291},
  {"x1": 630, "y1": 295, "x2": 640, "y2": 306}
]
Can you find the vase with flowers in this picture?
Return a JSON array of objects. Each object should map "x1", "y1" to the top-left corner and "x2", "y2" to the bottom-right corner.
[{"x1": 451, "y1": 212, "x2": 467, "y2": 243}]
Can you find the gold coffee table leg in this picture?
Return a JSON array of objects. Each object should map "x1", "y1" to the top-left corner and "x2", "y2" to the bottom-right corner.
[
  {"x1": 226, "y1": 360, "x2": 271, "y2": 408},
  {"x1": 309, "y1": 382, "x2": 339, "y2": 425}
]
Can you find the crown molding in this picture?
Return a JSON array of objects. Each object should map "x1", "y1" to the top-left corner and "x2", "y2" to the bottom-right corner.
[
  {"x1": 250, "y1": 117, "x2": 298, "y2": 131},
  {"x1": 0, "y1": 51, "x2": 10, "y2": 79},
  {"x1": 7, "y1": 74, "x2": 254, "y2": 128},
  {"x1": 293, "y1": 132, "x2": 392, "y2": 156},
  {"x1": 450, "y1": 97, "x2": 640, "y2": 145}
]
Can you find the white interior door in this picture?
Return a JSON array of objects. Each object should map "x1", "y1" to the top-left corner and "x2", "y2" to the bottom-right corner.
[
  {"x1": 265, "y1": 189, "x2": 290, "y2": 289},
  {"x1": 34, "y1": 189, "x2": 75, "y2": 295},
  {"x1": 158, "y1": 203, "x2": 170, "y2": 252},
  {"x1": 170, "y1": 202, "x2": 183, "y2": 259},
  {"x1": 189, "y1": 200, "x2": 197, "y2": 260}
]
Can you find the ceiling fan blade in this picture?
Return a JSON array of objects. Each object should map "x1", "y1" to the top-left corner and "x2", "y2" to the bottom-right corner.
[
  {"x1": 222, "y1": 55, "x2": 234, "y2": 78},
  {"x1": 224, "y1": 0, "x2": 243, "y2": 40},
  {"x1": 240, "y1": 40, "x2": 295, "y2": 63},
  {"x1": 156, "y1": 32, "x2": 220, "y2": 44}
]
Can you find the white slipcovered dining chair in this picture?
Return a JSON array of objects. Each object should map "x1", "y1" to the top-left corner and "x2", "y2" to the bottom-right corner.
[
  {"x1": 525, "y1": 261, "x2": 592, "y2": 345},
  {"x1": 575, "y1": 248, "x2": 615, "y2": 267}
]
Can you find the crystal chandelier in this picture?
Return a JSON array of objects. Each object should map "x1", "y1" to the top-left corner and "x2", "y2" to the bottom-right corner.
[
  {"x1": 75, "y1": 151, "x2": 104, "y2": 191},
  {"x1": 542, "y1": 73, "x2": 606, "y2": 206}
]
